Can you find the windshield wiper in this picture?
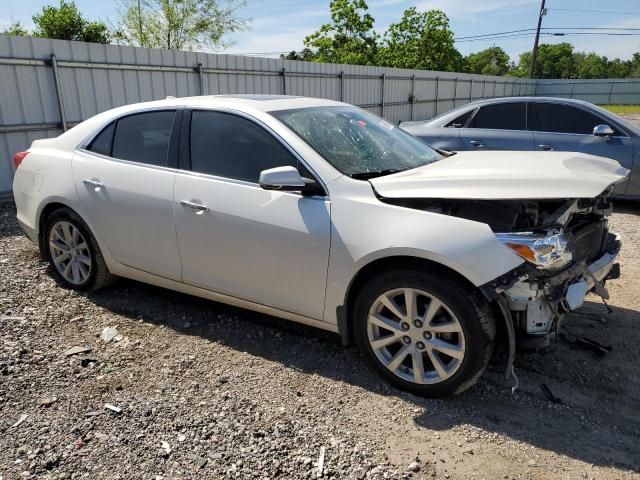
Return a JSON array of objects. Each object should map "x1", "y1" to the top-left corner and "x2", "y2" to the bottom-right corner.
[{"x1": 349, "y1": 169, "x2": 403, "y2": 180}]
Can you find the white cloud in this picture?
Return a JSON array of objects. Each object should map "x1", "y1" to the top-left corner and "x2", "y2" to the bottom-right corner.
[{"x1": 227, "y1": 25, "x2": 316, "y2": 55}]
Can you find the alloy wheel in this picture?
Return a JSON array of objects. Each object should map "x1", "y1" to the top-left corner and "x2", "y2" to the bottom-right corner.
[
  {"x1": 367, "y1": 288, "x2": 466, "y2": 384},
  {"x1": 48, "y1": 220, "x2": 92, "y2": 285}
]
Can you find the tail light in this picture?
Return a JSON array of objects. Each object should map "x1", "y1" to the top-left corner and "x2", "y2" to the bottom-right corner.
[{"x1": 12, "y1": 151, "x2": 28, "y2": 171}]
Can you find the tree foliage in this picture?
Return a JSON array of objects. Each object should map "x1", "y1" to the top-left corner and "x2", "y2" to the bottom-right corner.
[
  {"x1": 465, "y1": 46, "x2": 512, "y2": 76},
  {"x1": 512, "y1": 43, "x2": 575, "y2": 78},
  {"x1": 377, "y1": 8, "x2": 462, "y2": 71},
  {"x1": 2, "y1": 22, "x2": 30, "y2": 36},
  {"x1": 303, "y1": 0, "x2": 378, "y2": 65},
  {"x1": 32, "y1": 0, "x2": 110, "y2": 43},
  {"x1": 115, "y1": 0, "x2": 248, "y2": 50}
]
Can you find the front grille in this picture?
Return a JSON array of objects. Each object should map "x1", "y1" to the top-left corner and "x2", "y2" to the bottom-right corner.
[{"x1": 567, "y1": 220, "x2": 607, "y2": 264}]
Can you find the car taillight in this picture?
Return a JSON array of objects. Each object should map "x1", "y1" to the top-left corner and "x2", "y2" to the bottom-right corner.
[{"x1": 12, "y1": 151, "x2": 28, "y2": 171}]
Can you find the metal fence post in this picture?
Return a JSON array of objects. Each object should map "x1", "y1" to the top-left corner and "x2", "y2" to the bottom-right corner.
[
  {"x1": 434, "y1": 76, "x2": 440, "y2": 115},
  {"x1": 608, "y1": 81, "x2": 615, "y2": 104},
  {"x1": 340, "y1": 71, "x2": 345, "y2": 102},
  {"x1": 410, "y1": 74, "x2": 416, "y2": 121},
  {"x1": 570, "y1": 82, "x2": 575, "y2": 99},
  {"x1": 482, "y1": 79, "x2": 486, "y2": 99},
  {"x1": 196, "y1": 63, "x2": 204, "y2": 95},
  {"x1": 453, "y1": 77, "x2": 458, "y2": 107},
  {"x1": 281, "y1": 67, "x2": 287, "y2": 95},
  {"x1": 381, "y1": 73, "x2": 386, "y2": 118},
  {"x1": 49, "y1": 54, "x2": 68, "y2": 132},
  {"x1": 469, "y1": 78, "x2": 473, "y2": 102}
]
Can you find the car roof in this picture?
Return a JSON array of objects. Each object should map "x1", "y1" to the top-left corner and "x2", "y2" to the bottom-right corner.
[
  {"x1": 406, "y1": 96, "x2": 608, "y2": 128},
  {"x1": 115, "y1": 94, "x2": 348, "y2": 114},
  {"x1": 462, "y1": 96, "x2": 596, "y2": 108}
]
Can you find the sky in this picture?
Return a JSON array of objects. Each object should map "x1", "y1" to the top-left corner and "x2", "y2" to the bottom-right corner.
[{"x1": 1, "y1": 0, "x2": 640, "y2": 63}]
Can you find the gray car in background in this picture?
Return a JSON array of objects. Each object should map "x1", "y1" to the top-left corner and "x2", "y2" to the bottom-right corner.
[{"x1": 400, "y1": 97, "x2": 639, "y2": 199}]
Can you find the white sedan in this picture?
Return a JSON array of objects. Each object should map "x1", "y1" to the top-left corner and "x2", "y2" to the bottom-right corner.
[{"x1": 11, "y1": 95, "x2": 626, "y2": 397}]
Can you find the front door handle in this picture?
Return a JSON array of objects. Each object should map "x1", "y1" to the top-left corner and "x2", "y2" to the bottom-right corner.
[
  {"x1": 469, "y1": 140, "x2": 484, "y2": 148},
  {"x1": 180, "y1": 200, "x2": 209, "y2": 214},
  {"x1": 83, "y1": 179, "x2": 104, "y2": 191},
  {"x1": 538, "y1": 144, "x2": 554, "y2": 151}
]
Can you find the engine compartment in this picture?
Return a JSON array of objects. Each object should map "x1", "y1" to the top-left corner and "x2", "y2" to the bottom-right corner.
[{"x1": 382, "y1": 195, "x2": 612, "y2": 233}]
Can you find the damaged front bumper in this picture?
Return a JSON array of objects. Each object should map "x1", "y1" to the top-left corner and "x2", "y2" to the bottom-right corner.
[
  {"x1": 480, "y1": 233, "x2": 621, "y2": 390},
  {"x1": 503, "y1": 233, "x2": 621, "y2": 346}
]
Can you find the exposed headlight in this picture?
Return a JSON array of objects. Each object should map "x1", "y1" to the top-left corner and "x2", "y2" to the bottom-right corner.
[{"x1": 496, "y1": 232, "x2": 572, "y2": 269}]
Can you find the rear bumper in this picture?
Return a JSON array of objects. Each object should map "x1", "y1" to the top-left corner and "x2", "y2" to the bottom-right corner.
[{"x1": 18, "y1": 217, "x2": 38, "y2": 244}]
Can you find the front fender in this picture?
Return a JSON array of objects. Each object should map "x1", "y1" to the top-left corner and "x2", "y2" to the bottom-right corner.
[{"x1": 322, "y1": 178, "x2": 524, "y2": 325}]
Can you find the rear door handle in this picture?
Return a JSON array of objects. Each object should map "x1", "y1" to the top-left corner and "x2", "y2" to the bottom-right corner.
[
  {"x1": 180, "y1": 200, "x2": 209, "y2": 214},
  {"x1": 539, "y1": 144, "x2": 554, "y2": 151},
  {"x1": 469, "y1": 140, "x2": 484, "y2": 148},
  {"x1": 83, "y1": 179, "x2": 104, "y2": 191}
]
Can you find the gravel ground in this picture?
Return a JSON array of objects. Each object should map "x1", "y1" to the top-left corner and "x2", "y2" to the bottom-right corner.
[{"x1": 1, "y1": 198, "x2": 639, "y2": 480}]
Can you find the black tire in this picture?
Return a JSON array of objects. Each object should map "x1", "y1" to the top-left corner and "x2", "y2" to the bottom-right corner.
[
  {"x1": 43, "y1": 208, "x2": 114, "y2": 291},
  {"x1": 353, "y1": 269, "x2": 495, "y2": 398}
]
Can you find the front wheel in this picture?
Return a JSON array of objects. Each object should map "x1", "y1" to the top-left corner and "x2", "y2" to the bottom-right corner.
[{"x1": 353, "y1": 269, "x2": 495, "y2": 397}]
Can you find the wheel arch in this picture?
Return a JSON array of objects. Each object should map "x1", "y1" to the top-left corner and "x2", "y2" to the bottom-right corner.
[
  {"x1": 338, "y1": 255, "x2": 481, "y2": 346},
  {"x1": 37, "y1": 201, "x2": 99, "y2": 259}
]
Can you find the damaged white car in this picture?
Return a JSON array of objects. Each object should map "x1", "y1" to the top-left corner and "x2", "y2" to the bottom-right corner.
[{"x1": 12, "y1": 95, "x2": 627, "y2": 397}]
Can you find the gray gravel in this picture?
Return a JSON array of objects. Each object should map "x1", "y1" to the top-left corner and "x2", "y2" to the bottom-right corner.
[{"x1": 1, "y1": 200, "x2": 640, "y2": 479}]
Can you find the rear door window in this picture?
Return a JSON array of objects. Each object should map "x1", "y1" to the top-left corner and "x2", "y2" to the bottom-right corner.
[
  {"x1": 467, "y1": 103, "x2": 526, "y2": 131},
  {"x1": 189, "y1": 110, "x2": 298, "y2": 183},
  {"x1": 111, "y1": 110, "x2": 176, "y2": 167},
  {"x1": 531, "y1": 102, "x2": 614, "y2": 135}
]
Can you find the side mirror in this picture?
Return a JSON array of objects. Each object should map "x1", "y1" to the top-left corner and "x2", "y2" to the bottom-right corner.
[
  {"x1": 593, "y1": 124, "x2": 614, "y2": 137},
  {"x1": 259, "y1": 166, "x2": 306, "y2": 191}
]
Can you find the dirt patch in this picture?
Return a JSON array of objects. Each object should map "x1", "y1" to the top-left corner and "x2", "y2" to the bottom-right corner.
[{"x1": 1, "y1": 201, "x2": 639, "y2": 479}]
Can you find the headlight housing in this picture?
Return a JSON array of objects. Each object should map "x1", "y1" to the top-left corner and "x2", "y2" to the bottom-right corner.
[{"x1": 496, "y1": 232, "x2": 572, "y2": 269}]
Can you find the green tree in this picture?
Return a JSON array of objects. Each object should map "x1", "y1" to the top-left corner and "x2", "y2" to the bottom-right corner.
[
  {"x1": 514, "y1": 43, "x2": 575, "y2": 78},
  {"x1": 2, "y1": 22, "x2": 30, "y2": 36},
  {"x1": 303, "y1": 0, "x2": 378, "y2": 65},
  {"x1": 464, "y1": 46, "x2": 511, "y2": 76},
  {"x1": 32, "y1": 1, "x2": 110, "y2": 43},
  {"x1": 116, "y1": 0, "x2": 248, "y2": 50},
  {"x1": 573, "y1": 52, "x2": 608, "y2": 79},
  {"x1": 377, "y1": 8, "x2": 463, "y2": 71},
  {"x1": 281, "y1": 49, "x2": 315, "y2": 61},
  {"x1": 606, "y1": 57, "x2": 631, "y2": 78},
  {"x1": 628, "y1": 53, "x2": 640, "y2": 78}
]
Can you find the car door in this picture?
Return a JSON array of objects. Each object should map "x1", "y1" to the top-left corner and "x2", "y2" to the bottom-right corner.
[
  {"x1": 72, "y1": 109, "x2": 183, "y2": 280},
  {"x1": 458, "y1": 102, "x2": 534, "y2": 151},
  {"x1": 173, "y1": 109, "x2": 331, "y2": 320},
  {"x1": 405, "y1": 109, "x2": 474, "y2": 151},
  {"x1": 530, "y1": 102, "x2": 633, "y2": 195}
]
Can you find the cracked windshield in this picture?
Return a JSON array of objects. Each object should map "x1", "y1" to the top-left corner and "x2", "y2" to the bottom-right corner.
[{"x1": 273, "y1": 106, "x2": 442, "y2": 178}]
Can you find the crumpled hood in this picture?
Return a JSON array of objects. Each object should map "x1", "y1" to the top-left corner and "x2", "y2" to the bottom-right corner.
[{"x1": 370, "y1": 151, "x2": 629, "y2": 200}]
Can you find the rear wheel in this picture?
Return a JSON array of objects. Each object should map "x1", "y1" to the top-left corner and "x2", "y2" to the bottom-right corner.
[
  {"x1": 44, "y1": 209, "x2": 114, "y2": 291},
  {"x1": 353, "y1": 269, "x2": 495, "y2": 397}
]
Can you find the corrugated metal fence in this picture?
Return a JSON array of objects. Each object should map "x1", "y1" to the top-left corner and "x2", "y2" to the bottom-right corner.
[
  {"x1": 535, "y1": 79, "x2": 640, "y2": 105},
  {"x1": 0, "y1": 35, "x2": 538, "y2": 196},
  {"x1": 2, "y1": 35, "x2": 640, "y2": 196}
]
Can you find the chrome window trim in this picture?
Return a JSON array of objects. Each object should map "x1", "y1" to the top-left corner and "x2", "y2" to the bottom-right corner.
[
  {"x1": 172, "y1": 167, "x2": 330, "y2": 201},
  {"x1": 76, "y1": 148, "x2": 181, "y2": 175}
]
